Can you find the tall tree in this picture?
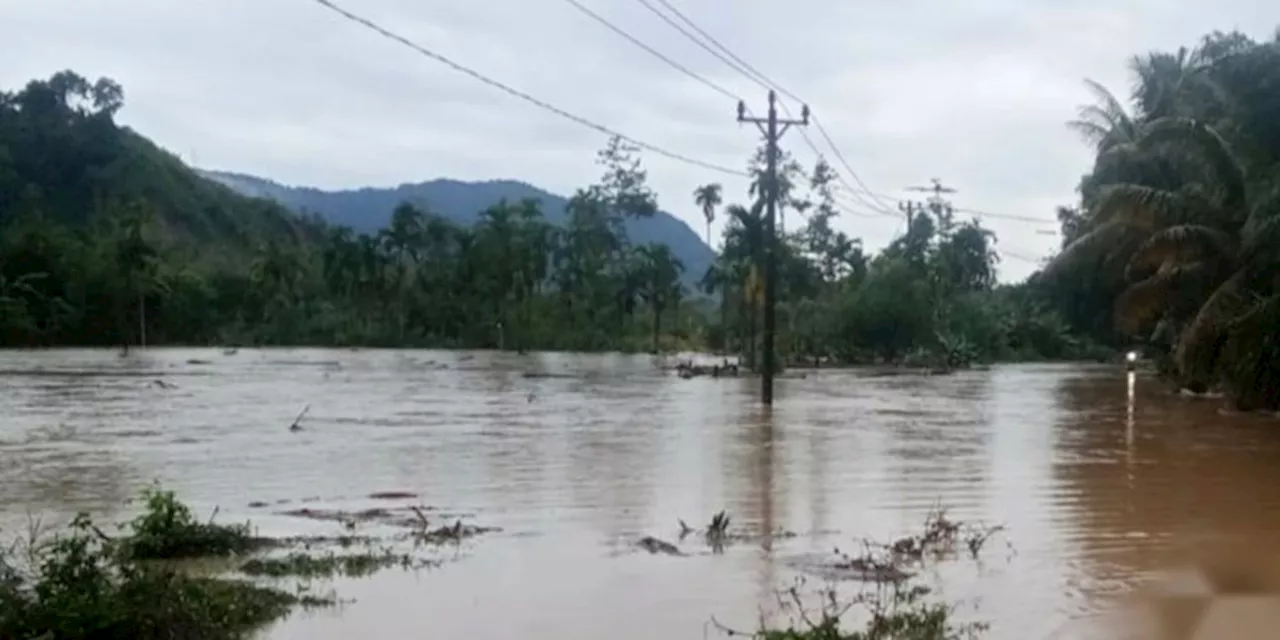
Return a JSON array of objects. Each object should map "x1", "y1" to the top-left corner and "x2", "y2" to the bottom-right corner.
[{"x1": 694, "y1": 183, "x2": 722, "y2": 246}]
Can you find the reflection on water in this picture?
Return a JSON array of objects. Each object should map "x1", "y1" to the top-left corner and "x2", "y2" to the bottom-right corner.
[{"x1": 1, "y1": 349, "x2": 1278, "y2": 639}]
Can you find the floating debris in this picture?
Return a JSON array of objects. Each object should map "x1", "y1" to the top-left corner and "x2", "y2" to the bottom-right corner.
[
  {"x1": 368, "y1": 491, "x2": 419, "y2": 501},
  {"x1": 288, "y1": 405, "x2": 310, "y2": 432},
  {"x1": 637, "y1": 536, "x2": 683, "y2": 556}
]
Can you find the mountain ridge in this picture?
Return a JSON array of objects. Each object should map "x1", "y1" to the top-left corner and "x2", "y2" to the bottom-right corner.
[{"x1": 198, "y1": 169, "x2": 715, "y2": 287}]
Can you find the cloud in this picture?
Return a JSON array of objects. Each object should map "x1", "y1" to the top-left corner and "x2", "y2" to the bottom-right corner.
[{"x1": 2, "y1": 0, "x2": 1274, "y2": 281}]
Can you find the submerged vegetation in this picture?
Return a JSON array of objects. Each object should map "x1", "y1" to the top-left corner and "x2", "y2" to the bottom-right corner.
[
  {"x1": 0, "y1": 485, "x2": 495, "y2": 639},
  {"x1": 714, "y1": 508, "x2": 999, "y2": 640},
  {"x1": 120, "y1": 487, "x2": 263, "y2": 560}
]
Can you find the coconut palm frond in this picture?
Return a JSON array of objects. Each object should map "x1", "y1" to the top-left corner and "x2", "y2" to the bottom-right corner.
[
  {"x1": 1080, "y1": 79, "x2": 1135, "y2": 133},
  {"x1": 1219, "y1": 294, "x2": 1280, "y2": 409},
  {"x1": 1042, "y1": 219, "x2": 1139, "y2": 279},
  {"x1": 1127, "y1": 224, "x2": 1235, "y2": 273},
  {"x1": 1174, "y1": 269, "x2": 1250, "y2": 381},
  {"x1": 1242, "y1": 216, "x2": 1280, "y2": 267},
  {"x1": 1066, "y1": 118, "x2": 1112, "y2": 147},
  {"x1": 1091, "y1": 183, "x2": 1182, "y2": 228},
  {"x1": 1114, "y1": 260, "x2": 1215, "y2": 333},
  {"x1": 1092, "y1": 141, "x2": 1146, "y2": 177},
  {"x1": 1139, "y1": 117, "x2": 1247, "y2": 211},
  {"x1": 1115, "y1": 272, "x2": 1181, "y2": 335}
]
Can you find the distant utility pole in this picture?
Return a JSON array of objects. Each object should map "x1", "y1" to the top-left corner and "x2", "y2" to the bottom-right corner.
[
  {"x1": 737, "y1": 90, "x2": 809, "y2": 406},
  {"x1": 904, "y1": 178, "x2": 957, "y2": 230}
]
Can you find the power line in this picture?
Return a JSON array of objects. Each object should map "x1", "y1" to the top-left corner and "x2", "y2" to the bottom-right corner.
[
  {"x1": 1000, "y1": 249, "x2": 1046, "y2": 264},
  {"x1": 837, "y1": 184, "x2": 1059, "y2": 226},
  {"x1": 310, "y1": 0, "x2": 746, "y2": 177},
  {"x1": 808, "y1": 114, "x2": 898, "y2": 213},
  {"x1": 559, "y1": 0, "x2": 739, "y2": 103},
  {"x1": 954, "y1": 207, "x2": 1059, "y2": 226},
  {"x1": 563, "y1": 0, "x2": 895, "y2": 219},
  {"x1": 642, "y1": 0, "x2": 802, "y2": 103},
  {"x1": 829, "y1": 188, "x2": 1052, "y2": 261},
  {"x1": 633, "y1": 0, "x2": 895, "y2": 213}
]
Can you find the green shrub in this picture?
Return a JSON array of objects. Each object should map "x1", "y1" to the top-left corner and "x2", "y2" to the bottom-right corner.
[
  {"x1": 120, "y1": 486, "x2": 258, "y2": 560},
  {"x1": 0, "y1": 514, "x2": 299, "y2": 640}
]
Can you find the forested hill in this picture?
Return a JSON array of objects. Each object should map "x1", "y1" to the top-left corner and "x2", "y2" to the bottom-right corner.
[
  {"x1": 0, "y1": 72, "x2": 308, "y2": 255},
  {"x1": 198, "y1": 170, "x2": 716, "y2": 286}
]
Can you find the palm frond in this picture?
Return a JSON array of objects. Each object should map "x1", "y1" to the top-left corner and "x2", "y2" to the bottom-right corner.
[
  {"x1": 1065, "y1": 118, "x2": 1111, "y2": 146},
  {"x1": 1139, "y1": 117, "x2": 1247, "y2": 212},
  {"x1": 1081, "y1": 79, "x2": 1134, "y2": 132},
  {"x1": 1243, "y1": 216, "x2": 1280, "y2": 267},
  {"x1": 1041, "y1": 219, "x2": 1139, "y2": 279},
  {"x1": 1114, "y1": 261, "x2": 1215, "y2": 334},
  {"x1": 1219, "y1": 293, "x2": 1280, "y2": 410},
  {"x1": 1174, "y1": 268, "x2": 1249, "y2": 381},
  {"x1": 1126, "y1": 224, "x2": 1235, "y2": 273},
  {"x1": 1091, "y1": 183, "x2": 1182, "y2": 228},
  {"x1": 1092, "y1": 141, "x2": 1145, "y2": 177}
]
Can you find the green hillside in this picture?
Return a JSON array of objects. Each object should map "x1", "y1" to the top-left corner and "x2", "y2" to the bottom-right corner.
[
  {"x1": 0, "y1": 71, "x2": 707, "y2": 350},
  {"x1": 0, "y1": 71, "x2": 308, "y2": 254}
]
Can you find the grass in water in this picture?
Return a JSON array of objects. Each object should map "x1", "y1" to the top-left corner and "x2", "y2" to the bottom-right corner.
[{"x1": 240, "y1": 550, "x2": 433, "y2": 579}]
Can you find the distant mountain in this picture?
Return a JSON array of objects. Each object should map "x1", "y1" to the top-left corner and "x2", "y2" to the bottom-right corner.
[{"x1": 198, "y1": 170, "x2": 716, "y2": 288}]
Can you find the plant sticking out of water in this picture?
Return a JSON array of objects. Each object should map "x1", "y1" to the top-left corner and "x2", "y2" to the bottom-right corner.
[
  {"x1": 713, "y1": 578, "x2": 990, "y2": 640},
  {"x1": 712, "y1": 509, "x2": 1004, "y2": 639},
  {"x1": 669, "y1": 510, "x2": 797, "y2": 554},
  {"x1": 707, "y1": 510, "x2": 731, "y2": 553},
  {"x1": 0, "y1": 513, "x2": 330, "y2": 640},
  {"x1": 406, "y1": 506, "x2": 500, "y2": 546},
  {"x1": 117, "y1": 484, "x2": 268, "y2": 560},
  {"x1": 821, "y1": 508, "x2": 1005, "y2": 585}
]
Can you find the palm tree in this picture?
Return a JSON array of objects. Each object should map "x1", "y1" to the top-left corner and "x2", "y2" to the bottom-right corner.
[
  {"x1": 111, "y1": 206, "x2": 158, "y2": 351},
  {"x1": 721, "y1": 202, "x2": 766, "y2": 368},
  {"x1": 693, "y1": 183, "x2": 722, "y2": 246},
  {"x1": 634, "y1": 243, "x2": 684, "y2": 353},
  {"x1": 699, "y1": 260, "x2": 730, "y2": 353},
  {"x1": 1047, "y1": 44, "x2": 1280, "y2": 407},
  {"x1": 381, "y1": 202, "x2": 427, "y2": 341}
]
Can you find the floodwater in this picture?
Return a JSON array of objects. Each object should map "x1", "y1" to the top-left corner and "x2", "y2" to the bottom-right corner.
[{"x1": 2, "y1": 349, "x2": 1280, "y2": 639}]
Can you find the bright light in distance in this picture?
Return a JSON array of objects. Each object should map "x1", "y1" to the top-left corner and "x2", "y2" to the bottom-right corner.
[{"x1": 1126, "y1": 351, "x2": 1138, "y2": 363}]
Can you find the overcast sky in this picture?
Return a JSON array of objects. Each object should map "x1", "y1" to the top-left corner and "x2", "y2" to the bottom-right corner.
[{"x1": 3, "y1": 0, "x2": 1275, "y2": 280}]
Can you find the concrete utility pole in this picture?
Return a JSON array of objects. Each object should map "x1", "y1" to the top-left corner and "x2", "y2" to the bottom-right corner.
[{"x1": 737, "y1": 90, "x2": 809, "y2": 406}]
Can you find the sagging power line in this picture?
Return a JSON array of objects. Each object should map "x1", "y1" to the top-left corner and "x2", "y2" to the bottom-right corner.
[
  {"x1": 309, "y1": 0, "x2": 746, "y2": 177},
  {"x1": 633, "y1": 0, "x2": 896, "y2": 214},
  {"x1": 559, "y1": 0, "x2": 739, "y2": 102},
  {"x1": 559, "y1": 0, "x2": 897, "y2": 226}
]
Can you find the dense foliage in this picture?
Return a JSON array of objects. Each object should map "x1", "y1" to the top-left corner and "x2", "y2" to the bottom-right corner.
[
  {"x1": 1042, "y1": 29, "x2": 1280, "y2": 409},
  {"x1": 0, "y1": 69, "x2": 1091, "y2": 363},
  {"x1": 198, "y1": 170, "x2": 717, "y2": 289},
  {"x1": 695, "y1": 155, "x2": 1098, "y2": 368}
]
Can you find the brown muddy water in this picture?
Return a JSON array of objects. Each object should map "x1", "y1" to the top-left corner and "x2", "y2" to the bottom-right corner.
[{"x1": 2, "y1": 349, "x2": 1280, "y2": 638}]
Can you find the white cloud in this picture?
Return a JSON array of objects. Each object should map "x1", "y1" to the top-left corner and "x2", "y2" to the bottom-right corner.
[{"x1": 2, "y1": 0, "x2": 1275, "y2": 281}]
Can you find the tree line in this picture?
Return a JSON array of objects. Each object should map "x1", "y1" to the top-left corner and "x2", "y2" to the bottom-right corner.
[
  {"x1": 1, "y1": 69, "x2": 1098, "y2": 366},
  {"x1": 1043, "y1": 28, "x2": 1280, "y2": 410}
]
